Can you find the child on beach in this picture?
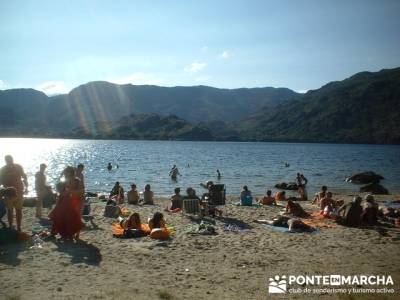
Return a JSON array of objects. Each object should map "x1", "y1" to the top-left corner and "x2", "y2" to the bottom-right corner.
[{"x1": 239, "y1": 185, "x2": 253, "y2": 206}]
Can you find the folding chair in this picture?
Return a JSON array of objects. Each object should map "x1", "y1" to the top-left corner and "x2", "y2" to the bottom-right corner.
[{"x1": 183, "y1": 198, "x2": 200, "y2": 215}]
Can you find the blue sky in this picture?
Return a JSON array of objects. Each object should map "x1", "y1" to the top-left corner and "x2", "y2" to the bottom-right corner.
[{"x1": 1, "y1": 0, "x2": 399, "y2": 95}]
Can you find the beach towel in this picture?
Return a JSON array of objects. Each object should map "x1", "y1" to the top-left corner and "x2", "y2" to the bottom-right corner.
[
  {"x1": 302, "y1": 211, "x2": 338, "y2": 229},
  {"x1": 112, "y1": 222, "x2": 150, "y2": 238},
  {"x1": 223, "y1": 223, "x2": 250, "y2": 233},
  {"x1": 263, "y1": 224, "x2": 318, "y2": 234}
]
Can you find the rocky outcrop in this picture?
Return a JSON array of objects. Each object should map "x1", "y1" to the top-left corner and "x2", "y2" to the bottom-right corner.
[
  {"x1": 359, "y1": 183, "x2": 389, "y2": 195},
  {"x1": 346, "y1": 171, "x2": 384, "y2": 184},
  {"x1": 275, "y1": 182, "x2": 298, "y2": 190}
]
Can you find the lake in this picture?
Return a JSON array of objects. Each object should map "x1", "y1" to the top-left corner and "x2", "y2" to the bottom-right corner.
[{"x1": 0, "y1": 138, "x2": 399, "y2": 197}]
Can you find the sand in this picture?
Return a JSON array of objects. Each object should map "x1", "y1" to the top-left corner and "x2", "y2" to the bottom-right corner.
[{"x1": 1, "y1": 194, "x2": 400, "y2": 300}]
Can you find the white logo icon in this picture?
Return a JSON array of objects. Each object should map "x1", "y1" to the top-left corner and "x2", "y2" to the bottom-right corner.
[
  {"x1": 330, "y1": 275, "x2": 341, "y2": 286},
  {"x1": 269, "y1": 275, "x2": 287, "y2": 293}
]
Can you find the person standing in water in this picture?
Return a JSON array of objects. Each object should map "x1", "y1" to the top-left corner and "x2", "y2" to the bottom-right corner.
[
  {"x1": 0, "y1": 155, "x2": 28, "y2": 232},
  {"x1": 217, "y1": 169, "x2": 221, "y2": 180},
  {"x1": 107, "y1": 163, "x2": 112, "y2": 171},
  {"x1": 75, "y1": 164, "x2": 86, "y2": 213},
  {"x1": 169, "y1": 165, "x2": 181, "y2": 181}
]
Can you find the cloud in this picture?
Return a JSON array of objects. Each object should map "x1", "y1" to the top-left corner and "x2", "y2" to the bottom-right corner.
[
  {"x1": 184, "y1": 62, "x2": 206, "y2": 73},
  {"x1": 0, "y1": 80, "x2": 9, "y2": 90},
  {"x1": 201, "y1": 46, "x2": 208, "y2": 52},
  {"x1": 220, "y1": 50, "x2": 231, "y2": 59},
  {"x1": 108, "y1": 73, "x2": 163, "y2": 85},
  {"x1": 35, "y1": 81, "x2": 70, "y2": 95}
]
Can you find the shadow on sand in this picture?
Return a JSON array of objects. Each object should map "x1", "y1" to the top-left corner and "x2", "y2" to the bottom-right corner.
[{"x1": 52, "y1": 239, "x2": 102, "y2": 266}]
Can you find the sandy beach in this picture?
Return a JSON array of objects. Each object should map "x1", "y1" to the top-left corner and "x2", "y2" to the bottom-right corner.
[{"x1": 1, "y1": 194, "x2": 400, "y2": 300}]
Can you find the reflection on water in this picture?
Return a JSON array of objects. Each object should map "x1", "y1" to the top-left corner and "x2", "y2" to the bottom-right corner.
[{"x1": 0, "y1": 138, "x2": 399, "y2": 196}]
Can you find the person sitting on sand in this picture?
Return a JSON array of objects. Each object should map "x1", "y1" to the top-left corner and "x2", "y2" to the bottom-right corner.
[
  {"x1": 362, "y1": 194, "x2": 379, "y2": 225},
  {"x1": 320, "y1": 191, "x2": 334, "y2": 211},
  {"x1": 312, "y1": 185, "x2": 327, "y2": 205},
  {"x1": 183, "y1": 187, "x2": 200, "y2": 200},
  {"x1": 127, "y1": 183, "x2": 140, "y2": 205},
  {"x1": 0, "y1": 187, "x2": 17, "y2": 228},
  {"x1": 259, "y1": 190, "x2": 276, "y2": 205},
  {"x1": 142, "y1": 184, "x2": 154, "y2": 205},
  {"x1": 275, "y1": 191, "x2": 286, "y2": 201},
  {"x1": 336, "y1": 196, "x2": 363, "y2": 227},
  {"x1": 148, "y1": 212, "x2": 166, "y2": 230},
  {"x1": 166, "y1": 187, "x2": 183, "y2": 212},
  {"x1": 285, "y1": 200, "x2": 309, "y2": 218},
  {"x1": 240, "y1": 185, "x2": 253, "y2": 206},
  {"x1": 110, "y1": 182, "x2": 124, "y2": 203}
]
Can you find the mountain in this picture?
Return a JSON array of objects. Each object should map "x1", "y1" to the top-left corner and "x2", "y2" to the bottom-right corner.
[
  {"x1": 70, "y1": 113, "x2": 214, "y2": 141},
  {"x1": 239, "y1": 67, "x2": 400, "y2": 144},
  {"x1": 1, "y1": 67, "x2": 399, "y2": 144},
  {"x1": 0, "y1": 83, "x2": 297, "y2": 133}
]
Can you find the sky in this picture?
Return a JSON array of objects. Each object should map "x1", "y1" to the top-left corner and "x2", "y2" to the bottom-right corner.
[{"x1": 1, "y1": 0, "x2": 399, "y2": 95}]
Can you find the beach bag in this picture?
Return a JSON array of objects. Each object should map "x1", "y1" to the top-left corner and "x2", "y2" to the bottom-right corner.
[{"x1": 104, "y1": 205, "x2": 121, "y2": 218}]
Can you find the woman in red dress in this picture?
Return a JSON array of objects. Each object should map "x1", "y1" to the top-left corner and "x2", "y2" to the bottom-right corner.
[{"x1": 49, "y1": 166, "x2": 84, "y2": 240}]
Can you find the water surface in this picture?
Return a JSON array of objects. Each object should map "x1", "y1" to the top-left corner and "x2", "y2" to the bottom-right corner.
[{"x1": 0, "y1": 138, "x2": 399, "y2": 197}]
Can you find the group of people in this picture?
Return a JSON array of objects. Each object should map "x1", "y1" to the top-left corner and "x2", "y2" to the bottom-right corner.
[{"x1": 108, "y1": 182, "x2": 154, "y2": 205}]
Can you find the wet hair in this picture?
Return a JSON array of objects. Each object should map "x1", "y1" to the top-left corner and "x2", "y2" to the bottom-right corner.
[
  {"x1": 151, "y1": 212, "x2": 164, "y2": 228},
  {"x1": 174, "y1": 187, "x2": 180, "y2": 194},
  {"x1": 145, "y1": 184, "x2": 151, "y2": 191},
  {"x1": 266, "y1": 190, "x2": 272, "y2": 196},
  {"x1": 0, "y1": 187, "x2": 17, "y2": 198},
  {"x1": 321, "y1": 186, "x2": 327, "y2": 191},
  {"x1": 243, "y1": 185, "x2": 248, "y2": 191}
]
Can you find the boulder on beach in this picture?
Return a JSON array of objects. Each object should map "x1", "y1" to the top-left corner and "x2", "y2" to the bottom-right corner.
[
  {"x1": 360, "y1": 183, "x2": 389, "y2": 195},
  {"x1": 346, "y1": 171, "x2": 384, "y2": 184},
  {"x1": 274, "y1": 182, "x2": 298, "y2": 190}
]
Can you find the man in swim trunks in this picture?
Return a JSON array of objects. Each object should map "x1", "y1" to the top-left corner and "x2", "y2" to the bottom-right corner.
[
  {"x1": 0, "y1": 155, "x2": 28, "y2": 231},
  {"x1": 35, "y1": 163, "x2": 48, "y2": 218}
]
